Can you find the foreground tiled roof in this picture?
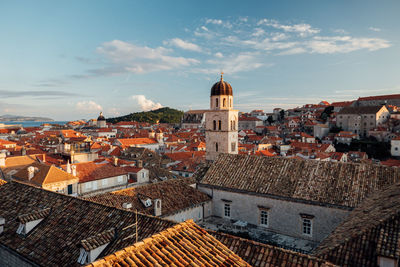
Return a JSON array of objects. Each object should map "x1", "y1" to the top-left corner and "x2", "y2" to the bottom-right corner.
[
  {"x1": 85, "y1": 178, "x2": 210, "y2": 216},
  {"x1": 199, "y1": 154, "x2": 400, "y2": 208},
  {"x1": 313, "y1": 183, "x2": 400, "y2": 266},
  {"x1": 211, "y1": 231, "x2": 336, "y2": 267},
  {"x1": 0, "y1": 181, "x2": 175, "y2": 266},
  {"x1": 18, "y1": 207, "x2": 51, "y2": 224},
  {"x1": 88, "y1": 220, "x2": 250, "y2": 267},
  {"x1": 0, "y1": 179, "x2": 6, "y2": 186}
]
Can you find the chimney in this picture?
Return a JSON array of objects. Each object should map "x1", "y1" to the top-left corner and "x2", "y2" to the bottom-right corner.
[
  {"x1": 66, "y1": 161, "x2": 71, "y2": 174},
  {"x1": 42, "y1": 154, "x2": 46, "y2": 163},
  {"x1": 70, "y1": 151, "x2": 75, "y2": 163},
  {"x1": 0, "y1": 217, "x2": 5, "y2": 234},
  {"x1": 0, "y1": 153, "x2": 6, "y2": 167},
  {"x1": 113, "y1": 157, "x2": 118, "y2": 167},
  {"x1": 137, "y1": 160, "x2": 143, "y2": 168},
  {"x1": 154, "y1": 199, "x2": 161, "y2": 217},
  {"x1": 21, "y1": 146, "x2": 26, "y2": 156},
  {"x1": 122, "y1": 202, "x2": 132, "y2": 209},
  {"x1": 71, "y1": 165, "x2": 77, "y2": 177},
  {"x1": 27, "y1": 166, "x2": 35, "y2": 180}
]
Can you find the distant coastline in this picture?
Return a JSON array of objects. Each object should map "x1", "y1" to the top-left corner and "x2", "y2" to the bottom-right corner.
[
  {"x1": 0, "y1": 121, "x2": 68, "y2": 127},
  {"x1": 0, "y1": 115, "x2": 54, "y2": 122}
]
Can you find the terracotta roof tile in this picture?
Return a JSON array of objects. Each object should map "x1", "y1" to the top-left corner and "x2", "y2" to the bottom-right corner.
[
  {"x1": 338, "y1": 106, "x2": 385, "y2": 115},
  {"x1": 18, "y1": 207, "x2": 51, "y2": 224},
  {"x1": 211, "y1": 231, "x2": 337, "y2": 267},
  {"x1": 358, "y1": 94, "x2": 400, "y2": 101},
  {"x1": 0, "y1": 181, "x2": 175, "y2": 266},
  {"x1": 314, "y1": 183, "x2": 400, "y2": 266},
  {"x1": 13, "y1": 162, "x2": 78, "y2": 186},
  {"x1": 85, "y1": 178, "x2": 210, "y2": 216},
  {"x1": 199, "y1": 154, "x2": 400, "y2": 208},
  {"x1": 88, "y1": 220, "x2": 250, "y2": 267},
  {"x1": 117, "y1": 138, "x2": 157, "y2": 147}
]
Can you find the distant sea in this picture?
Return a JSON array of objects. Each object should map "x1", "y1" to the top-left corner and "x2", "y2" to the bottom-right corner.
[{"x1": 0, "y1": 121, "x2": 68, "y2": 127}]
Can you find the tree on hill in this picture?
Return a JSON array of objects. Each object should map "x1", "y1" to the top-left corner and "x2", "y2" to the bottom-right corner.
[{"x1": 107, "y1": 107, "x2": 184, "y2": 124}]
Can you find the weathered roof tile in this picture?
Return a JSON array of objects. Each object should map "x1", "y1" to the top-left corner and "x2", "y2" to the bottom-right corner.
[{"x1": 199, "y1": 154, "x2": 400, "y2": 208}]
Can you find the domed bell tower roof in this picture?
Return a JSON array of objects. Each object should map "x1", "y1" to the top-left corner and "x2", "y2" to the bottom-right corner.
[
  {"x1": 97, "y1": 112, "x2": 106, "y2": 121},
  {"x1": 211, "y1": 73, "x2": 233, "y2": 96}
]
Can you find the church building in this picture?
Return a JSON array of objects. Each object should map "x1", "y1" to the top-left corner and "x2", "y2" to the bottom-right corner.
[
  {"x1": 205, "y1": 74, "x2": 238, "y2": 161},
  {"x1": 97, "y1": 112, "x2": 107, "y2": 128}
]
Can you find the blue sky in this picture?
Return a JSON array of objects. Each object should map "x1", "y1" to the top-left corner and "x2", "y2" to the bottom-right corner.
[{"x1": 0, "y1": 0, "x2": 399, "y2": 120}]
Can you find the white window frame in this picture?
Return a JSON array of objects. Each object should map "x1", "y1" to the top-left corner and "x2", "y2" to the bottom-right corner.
[
  {"x1": 223, "y1": 203, "x2": 231, "y2": 218},
  {"x1": 102, "y1": 179, "x2": 108, "y2": 187},
  {"x1": 117, "y1": 176, "x2": 123, "y2": 183},
  {"x1": 260, "y1": 210, "x2": 269, "y2": 227},
  {"x1": 302, "y1": 218, "x2": 312, "y2": 236}
]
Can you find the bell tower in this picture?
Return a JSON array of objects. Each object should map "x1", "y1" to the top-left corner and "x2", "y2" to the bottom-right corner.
[{"x1": 206, "y1": 73, "x2": 238, "y2": 161}]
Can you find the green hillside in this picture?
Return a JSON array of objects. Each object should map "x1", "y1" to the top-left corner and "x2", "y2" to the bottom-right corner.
[{"x1": 107, "y1": 107, "x2": 184, "y2": 124}]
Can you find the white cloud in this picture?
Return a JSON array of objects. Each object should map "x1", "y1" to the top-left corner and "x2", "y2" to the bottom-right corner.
[
  {"x1": 258, "y1": 19, "x2": 320, "y2": 37},
  {"x1": 194, "y1": 26, "x2": 215, "y2": 39},
  {"x1": 206, "y1": 18, "x2": 232, "y2": 28},
  {"x1": 107, "y1": 107, "x2": 121, "y2": 116},
  {"x1": 278, "y1": 47, "x2": 307, "y2": 55},
  {"x1": 199, "y1": 52, "x2": 266, "y2": 74},
  {"x1": 76, "y1": 101, "x2": 102, "y2": 113},
  {"x1": 369, "y1": 27, "x2": 381, "y2": 32},
  {"x1": 96, "y1": 40, "x2": 199, "y2": 74},
  {"x1": 206, "y1": 19, "x2": 223, "y2": 25},
  {"x1": 308, "y1": 36, "x2": 391, "y2": 54},
  {"x1": 271, "y1": 33, "x2": 288, "y2": 41},
  {"x1": 252, "y1": 28, "x2": 266, "y2": 37},
  {"x1": 164, "y1": 38, "x2": 202, "y2": 52},
  {"x1": 215, "y1": 52, "x2": 223, "y2": 58},
  {"x1": 131, "y1": 95, "x2": 163, "y2": 111}
]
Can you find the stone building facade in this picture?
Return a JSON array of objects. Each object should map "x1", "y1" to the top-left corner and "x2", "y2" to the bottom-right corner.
[
  {"x1": 336, "y1": 105, "x2": 389, "y2": 137},
  {"x1": 197, "y1": 187, "x2": 350, "y2": 243}
]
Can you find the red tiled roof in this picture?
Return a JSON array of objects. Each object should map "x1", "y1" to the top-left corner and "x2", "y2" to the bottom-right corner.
[
  {"x1": 358, "y1": 94, "x2": 400, "y2": 101},
  {"x1": 63, "y1": 162, "x2": 142, "y2": 183},
  {"x1": 164, "y1": 151, "x2": 205, "y2": 162},
  {"x1": 85, "y1": 178, "x2": 210, "y2": 216},
  {"x1": 0, "y1": 139, "x2": 16, "y2": 145},
  {"x1": 88, "y1": 220, "x2": 250, "y2": 267},
  {"x1": 117, "y1": 138, "x2": 157, "y2": 146}
]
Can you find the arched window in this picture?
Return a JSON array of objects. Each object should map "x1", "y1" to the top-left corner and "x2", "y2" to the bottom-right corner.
[
  {"x1": 216, "y1": 98, "x2": 219, "y2": 107},
  {"x1": 218, "y1": 120, "x2": 222, "y2": 130},
  {"x1": 233, "y1": 120, "x2": 236, "y2": 130},
  {"x1": 213, "y1": 120, "x2": 216, "y2": 130},
  {"x1": 215, "y1": 142, "x2": 219, "y2": 152},
  {"x1": 223, "y1": 98, "x2": 226, "y2": 107}
]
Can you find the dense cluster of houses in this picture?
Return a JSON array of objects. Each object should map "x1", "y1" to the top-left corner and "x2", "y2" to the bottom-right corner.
[{"x1": 1, "y1": 92, "x2": 400, "y2": 266}]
